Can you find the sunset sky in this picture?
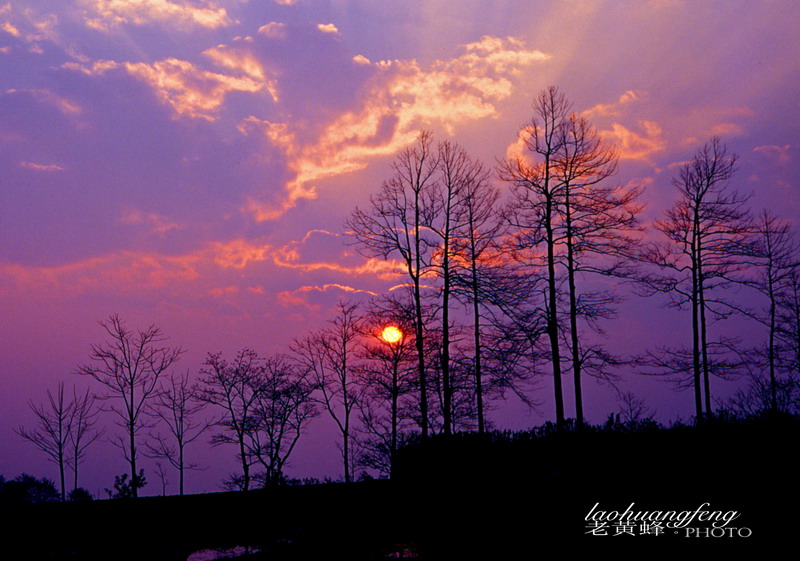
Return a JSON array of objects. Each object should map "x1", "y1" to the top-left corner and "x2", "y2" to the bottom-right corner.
[{"x1": 2, "y1": 0, "x2": 799, "y2": 495}]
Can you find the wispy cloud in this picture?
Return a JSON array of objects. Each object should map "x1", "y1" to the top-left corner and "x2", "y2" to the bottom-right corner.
[
  {"x1": 81, "y1": 0, "x2": 234, "y2": 31},
  {"x1": 244, "y1": 35, "x2": 550, "y2": 220},
  {"x1": 19, "y1": 161, "x2": 65, "y2": 172},
  {"x1": 64, "y1": 57, "x2": 269, "y2": 120}
]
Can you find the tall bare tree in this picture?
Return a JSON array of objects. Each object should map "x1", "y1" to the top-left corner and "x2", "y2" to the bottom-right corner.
[
  {"x1": 146, "y1": 371, "x2": 211, "y2": 495},
  {"x1": 78, "y1": 314, "x2": 183, "y2": 497},
  {"x1": 347, "y1": 131, "x2": 439, "y2": 437},
  {"x1": 640, "y1": 137, "x2": 751, "y2": 419},
  {"x1": 743, "y1": 211, "x2": 798, "y2": 411},
  {"x1": 429, "y1": 140, "x2": 499, "y2": 433},
  {"x1": 448, "y1": 160, "x2": 501, "y2": 433},
  {"x1": 554, "y1": 112, "x2": 642, "y2": 428},
  {"x1": 498, "y1": 87, "x2": 574, "y2": 428},
  {"x1": 500, "y1": 87, "x2": 643, "y2": 428},
  {"x1": 292, "y1": 301, "x2": 363, "y2": 482}
]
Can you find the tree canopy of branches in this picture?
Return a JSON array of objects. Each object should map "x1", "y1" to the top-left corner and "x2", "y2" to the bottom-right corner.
[
  {"x1": 78, "y1": 314, "x2": 183, "y2": 497},
  {"x1": 196, "y1": 349, "x2": 317, "y2": 489}
]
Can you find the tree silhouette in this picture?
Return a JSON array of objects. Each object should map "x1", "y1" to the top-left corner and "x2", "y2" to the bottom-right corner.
[
  {"x1": 0, "y1": 474, "x2": 60, "y2": 504},
  {"x1": 499, "y1": 87, "x2": 571, "y2": 427},
  {"x1": 553, "y1": 111, "x2": 641, "y2": 428},
  {"x1": 78, "y1": 314, "x2": 183, "y2": 497},
  {"x1": 15, "y1": 383, "x2": 73, "y2": 501},
  {"x1": 448, "y1": 156, "x2": 503, "y2": 434},
  {"x1": 356, "y1": 295, "x2": 420, "y2": 475},
  {"x1": 67, "y1": 387, "x2": 103, "y2": 494},
  {"x1": 195, "y1": 349, "x2": 264, "y2": 491},
  {"x1": 347, "y1": 131, "x2": 439, "y2": 438},
  {"x1": 500, "y1": 87, "x2": 642, "y2": 428},
  {"x1": 197, "y1": 349, "x2": 317, "y2": 488},
  {"x1": 292, "y1": 301, "x2": 363, "y2": 482},
  {"x1": 743, "y1": 211, "x2": 798, "y2": 411},
  {"x1": 145, "y1": 371, "x2": 211, "y2": 495},
  {"x1": 428, "y1": 140, "x2": 501, "y2": 434},
  {"x1": 639, "y1": 138, "x2": 751, "y2": 419},
  {"x1": 249, "y1": 355, "x2": 317, "y2": 485}
]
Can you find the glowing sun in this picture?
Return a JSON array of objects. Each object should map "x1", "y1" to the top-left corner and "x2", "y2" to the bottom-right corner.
[{"x1": 381, "y1": 325, "x2": 403, "y2": 344}]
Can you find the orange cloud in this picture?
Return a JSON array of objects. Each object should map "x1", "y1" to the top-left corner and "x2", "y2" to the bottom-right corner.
[
  {"x1": 81, "y1": 0, "x2": 234, "y2": 31},
  {"x1": 7, "y1": 88, "x2": 82, "y2": 116},
  {"x1": 244, "y1": 35, "x2": 550, "y2": 220},
  {"x1": 123, "y1": 58, "x2": 266, "y2": 120},
  {"x1": 582, "y1": 90, "x2": 644, "y2": 118},
  {"x1": 270, "y1": 230, "x2": 403, "y2": 280},
  {"x1": 316, "y1": 23, "x2": 338, "y2": 34},
  {"x1": 1, "y1": 20, "x2": 20, "y2": 36},
  {"x1": 278, "y1": 283, "x2": 378, "y2": 308},
  {"x1": 0, "y1": 238, "x2": 276, "y2": 299},
  {"x1": 209, "y1": 239, "x2": 272, "y2": 269},
  {"x1": 203, "y1": 43, "x2": 280, "y2": 102},
  {"x1": 600, "y1": 120, "x2": 666, "y2": 161},
  {"x1": 0, "y1": 251, "x2": 202, "y2": 298},
  {"x1": 63, "y1": 58, "x2": 268, "y2": 120},
  {"x1": 710, "y1": 122, "x2": 744, "y2": 137}
]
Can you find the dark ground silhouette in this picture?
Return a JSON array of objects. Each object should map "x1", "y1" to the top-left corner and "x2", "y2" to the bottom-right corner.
[{"x1": 6, "y1": 413, "x2": 796, "y2": 559}]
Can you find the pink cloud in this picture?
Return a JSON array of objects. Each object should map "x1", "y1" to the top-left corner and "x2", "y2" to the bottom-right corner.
[
  {"x1": 753, "y1": 144, "x2": 791, "y2": 166},
  {"x1": 19, "y1": 161, "x2": 65, "y2": 172}
]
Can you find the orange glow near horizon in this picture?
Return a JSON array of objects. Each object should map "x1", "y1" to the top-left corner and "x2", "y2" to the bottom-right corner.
[{"x1": 380, "y1": 325, "x2": 403, "y2": 344}]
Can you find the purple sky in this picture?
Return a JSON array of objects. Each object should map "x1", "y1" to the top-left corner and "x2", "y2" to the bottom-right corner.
[{"x1": 1, "y1": 0, "x2": 799, "y2": 495}]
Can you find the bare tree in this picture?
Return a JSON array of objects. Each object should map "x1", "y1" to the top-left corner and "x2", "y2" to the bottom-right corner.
[
  {"x1": 195, "y1": 349, "x2": 264, "y2": 491},
  {"x1": 347, "y1": 131, "x2": 439, "y2": 437},
  {"x1": 778, "y1": 267, "x2": 800, "y2": 380},
  {"x1": 742, "y1": 211, "x2": 798, "y2": 411},
  {"x1": 500, "y1": 88, "x2": 643, "y2": 429},
  {"x1": 639, "y1": 138, "x2": 751, "y2": 419},
  {"x1": 16, "y1": 383, "x2": 73, "y2": 501},
  {"x1": 67, "y1": 387, "x2": 103, "y2": 493},
  {"x1": 154, "y1": 462, "x2": 169, "y2": 496},
  {"x1": 356, "y1": 295, "x2": 419, "y2": 475},
  {"x1": 449, "y1": 159, "x2": 503, "y2": 434},
  {"x1": 292, "y1": 301, "x2": 363, "y2": 482},
  {"x1": 499, "y1": 87, "x2": 571, "y2": 428},
  {"x1": 554, "y1": 112, "x2": 642, "y2": 428},
  {"x1": 78, "y1": 314, "x2": 182, "y2": 497},
  {"x1": 427, "y1": 140, "x2": 504, "y2": 434},
  {"x1": 146, "y1": 371, "x2": 211, "y2": 495},
  {"x1": 248, "y1": 355, "x2": 318, "y2": 485}
]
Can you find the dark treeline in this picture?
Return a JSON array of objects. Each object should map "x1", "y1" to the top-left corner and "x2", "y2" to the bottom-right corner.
[{"x1": 11, "y1": 86, "x2": 800, "y2": 499}]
